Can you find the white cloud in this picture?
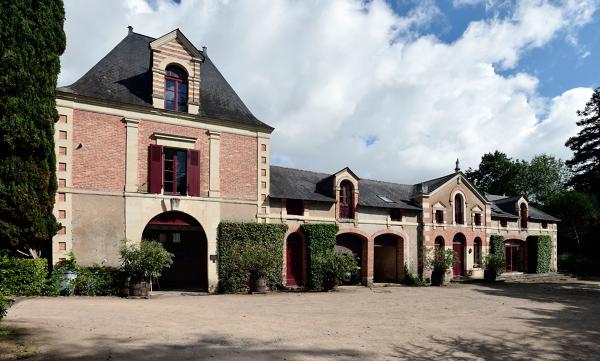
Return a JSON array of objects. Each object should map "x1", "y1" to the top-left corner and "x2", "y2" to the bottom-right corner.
[{"x1": 59, "y1": 0, "x2": 597, "y2": 183}]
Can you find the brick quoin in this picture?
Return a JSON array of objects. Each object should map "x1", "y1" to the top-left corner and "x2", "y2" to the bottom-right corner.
[
  {"x1": 72, "y1": 110, "x2": 126, "y2": 192},
  {"x1": 137, "y1": 120, "x2": 209, "y2": 195},
  {"x1": 220, "y1": 132, "x2": 258, "y2": 201}
]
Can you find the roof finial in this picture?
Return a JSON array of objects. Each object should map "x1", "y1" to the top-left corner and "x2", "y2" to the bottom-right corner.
[
  {"x1": 455, "y1": 158, "x2": 460, "y2": 173},
  {"x1": 127, "y1": 25, "x2": 133, "y2": 34},
  {"x1": 202, "y1": 46, "x2": 207, "y2": 56}
]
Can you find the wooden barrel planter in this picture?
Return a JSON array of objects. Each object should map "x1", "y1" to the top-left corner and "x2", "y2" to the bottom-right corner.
[{"x1": 129, "y1": 278, "x2": 150, "y2": 299}]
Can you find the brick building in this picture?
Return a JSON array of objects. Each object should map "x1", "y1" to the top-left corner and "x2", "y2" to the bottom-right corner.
[{"x1": 53, "y1": 28, "x2": 559, "y2": 291}]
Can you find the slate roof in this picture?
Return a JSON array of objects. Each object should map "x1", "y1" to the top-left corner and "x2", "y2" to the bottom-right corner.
[
  {"x1": 270, "y1": 166, "x2": 421, "y2": 211},
  {"x1": 418, "y1": 173, "x2": 457, "y2": 193},
  {"x1": 485, "y1": 193, "x2": 560, "y2": 222},
  {"x1": 58, "y1": 31, "x2": 272, "y2": 130}
]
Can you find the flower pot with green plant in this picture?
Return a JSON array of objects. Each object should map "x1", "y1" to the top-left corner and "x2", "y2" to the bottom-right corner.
[
  {"x1": 314, "y1": 251, "x2": 358, "y2": 291},
  {"x1": 241, "y1": 243, "x2": 277, "y2": 294},
  {"x1": 483, "y1": 253, "x2": 503, "y2": 283},
  {"x1": 120, "y1": 240, "x2": 173, "y2": 298},
  {"x1": 426, "y1": 248, "x2": 457, "y2": 286}
]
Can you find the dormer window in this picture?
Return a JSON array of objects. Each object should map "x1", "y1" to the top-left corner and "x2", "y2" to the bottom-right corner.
[
  {"x1": 165, "y1": 65, "x2": 188, "y2": 112},
  {"x1": 339, "y1": 180, "x2": 354, "y2": 219},
  {"x1": 520, "y1": 203, "x2": 528, "y2": 229}
]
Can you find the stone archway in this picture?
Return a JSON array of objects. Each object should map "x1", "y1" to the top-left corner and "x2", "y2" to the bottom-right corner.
[
  {"x1": 142, "y1": 211, "x2": 207, "y2": 291},
  {"x1": 335, "y1": 232, "x2": 368, "y2": 285},
  {"x1": 452, "y1": 233, "x2": 466, "y2": 277},
  {"x1": 373, "y1": 233, "x2": 404, "y2": 283}
]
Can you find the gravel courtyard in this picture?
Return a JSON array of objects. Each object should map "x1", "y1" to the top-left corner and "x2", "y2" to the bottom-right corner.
[{"x1": 1, "y1": 280, "x2": 600, "y2": 361}]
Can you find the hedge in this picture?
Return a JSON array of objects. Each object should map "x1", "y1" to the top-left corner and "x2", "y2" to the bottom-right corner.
[
  {"x1": 490, "y1": 235, "x2": 505, "y2": 274},
  {"x1": 217, "y1": 222, "x2": 287, "y2": 293},
  {"x1": 300, "y1": 223, "x2": 339, "y2": 290},
  {"x1": 0, "y1": 254, "x2": 48, "y2": 296},
  {"x1": 528, "y1": 235, "x2": 552, "y2": 273}
]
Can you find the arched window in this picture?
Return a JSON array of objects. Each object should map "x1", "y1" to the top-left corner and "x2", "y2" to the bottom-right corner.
[
  {"x1": 454, "y1": 193, "x2": 464, "y2": 224},
  {"x1": 434, "y1": 236, "x2": 445, "y2": 249},
  {"x1": 473, "y1": 237, "x2": 482, "y2": 267},
  {"x1": 339, "y1": 180, "x2": 354, "y2": 219},
  {"x1": 164, "y1": 65, "x2": 188, "y2": 112},
  {"x1": 520, "y1": 203, "x2": 528, "y2": 229}
]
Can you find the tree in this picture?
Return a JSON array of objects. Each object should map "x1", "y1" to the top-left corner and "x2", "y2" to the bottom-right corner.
[
  {"x1": 565, "y1": 88, "x2": 600, "y2": 202},
  {"x1": 466, "y1": 151, "x2": 528, "y2": 197},
  {"x1": 466, "y1": 151, "x2": 569, "y2": 206},
  {"x1": 544, "y1": 191, "x2": 598, "y2": 255},
  {"x1": 0, "y1": 1, "x2": 66, "y2": 257}
]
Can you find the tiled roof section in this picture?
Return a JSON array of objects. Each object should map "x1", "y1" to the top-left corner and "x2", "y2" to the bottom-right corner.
[
  {"x1": 269, "y1": 166, "x2": 421, "y2": 211},
  {"x1": 269, "y1": 166, "x2": 335, "y2": 202},
  {"x1": 528, "y1": 206, "x2": 561, "y2": 222},
  {"x1": 358, "y1": 179, "x2": 421, "y2": 210},
  {"x1": 58, "y1": 32, "x2": 272, "y2": 130}
]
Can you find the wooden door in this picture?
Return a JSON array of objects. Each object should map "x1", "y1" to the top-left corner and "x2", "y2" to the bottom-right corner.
[
  {"x1": 505, "y1": 245, "x2": 522, "y2": 272},
  {"x1": 453, "y1": 241, "x2": 464, "y2": 276},
  {"x1": 286, "y1": 234, "x2": 303, "y2": 287}
]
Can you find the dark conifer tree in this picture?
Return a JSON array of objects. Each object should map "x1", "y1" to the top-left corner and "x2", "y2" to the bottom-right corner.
[
  {"x1": 0, "y1": 0, "x2": 66, "y2": 257},
  {"x1": 566, "y1": 88, "x2": 600, "y2": 201}
]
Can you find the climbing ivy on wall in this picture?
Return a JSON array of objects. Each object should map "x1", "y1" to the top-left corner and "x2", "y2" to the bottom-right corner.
[
  {"x1": 300, "y1": 223, "x2": 339, "y2": 290},
  {"x1": 490, "y1": 235, "x2": 505, "y2": 273},
  {"x1": 217, "y1": 222, "x2": 287, "y2": 293},
  {"x1": 529, "y1": 235, "x2": 553, "y2": 273}
]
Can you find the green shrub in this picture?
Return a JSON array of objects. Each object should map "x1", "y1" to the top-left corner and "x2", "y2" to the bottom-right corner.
[
  {"x1": 120, "y1": 240, "x2": 173, "y2": 281},
  {"x1": 402, "y1": 265, "x2": 423, "y2": 286},
  {"x1": 217, "y1": 222, "x2": 287, "y2": 293},
  {"x1": 483, "y1": 253, "x2": 504, "y2": 273},
  {"x1": 0, "y1": 254, "x2": 48, "y2": 296},
  {"x1": 73, "y1": 267, "x2": 122, "y2": 296},
  {"x1": 558, "y1": 253, "x2": 599, "y2": 274},
  {"x1": 0, "y1": 293, "x2": 11, "y2": 320},
  {"x1": 313, "y1": 250, "x2": 357, "y2": 290},
  {"x1": 425, "y1": 248, "x2": 457, "y2": 273},
  {"x1": 529, "y1": 235, "x2": 552, "y2": 273},
  {"x1": 300, "y1": 223, "x2": 339, "y2": 290},
  {"x1": 490, "y1": 235, "x2": 505, "y2": 274}
]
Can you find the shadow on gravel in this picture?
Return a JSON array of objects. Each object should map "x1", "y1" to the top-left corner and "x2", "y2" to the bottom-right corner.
[
  {"x1": 10, "y1": 332, "x2": 372, "y2": 361},
  {"x1": 393, "y1": 281, "x2": 600, "y2": 360}
]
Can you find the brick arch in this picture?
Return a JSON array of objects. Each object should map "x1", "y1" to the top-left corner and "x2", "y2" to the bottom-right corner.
[
  {"x1": 158, "y1": 57, "x2": 195, "y2": 77},
  {"x1": 371, "y1": 228, "x2": 408, "y2": 241},
  {"x1": 336, "y1": 229, "x2": 372, "y2": 285},
  {"x1": 372, "y1": 230, "x2": 406, "y2": 283}
]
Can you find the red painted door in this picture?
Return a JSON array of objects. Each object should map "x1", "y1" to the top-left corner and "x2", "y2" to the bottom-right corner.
[
  {"x1": 453, "y1": 241, "x2": 464, "y2": 276},
  {"x1": 286, "y1": 234, "x2": 303, "y2": 287}
]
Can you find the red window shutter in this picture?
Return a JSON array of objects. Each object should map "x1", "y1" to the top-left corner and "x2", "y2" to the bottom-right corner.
[
  {"x1": 149, "y1": 144, "x2": 163, "y2": 194},
  {"x1": 187, "y1": 149, "x2": 200, "y2": 196}
]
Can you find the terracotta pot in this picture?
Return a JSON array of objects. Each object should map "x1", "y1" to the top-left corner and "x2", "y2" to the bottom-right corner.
[
  {"x1": 251, "y1": 276, "x2": 268, "y2": 294},
  {"x1": 484, "y1": 270, "x2": 497, "y2": 283},
  {"x1": 129, "y1": 278, "x2": 150, "y2": 298},
  {"x1": 431, "y1": 270, "x2": 445, "y2": 286}
]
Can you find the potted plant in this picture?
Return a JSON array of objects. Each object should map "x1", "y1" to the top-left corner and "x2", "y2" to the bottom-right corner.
[
  {"x1": 426, "y1": 248, "x2": 457, "y2": 286},
  {"x1": 56, "y1": 251, "x2": 79, "y2": 295},
  {"x1": 241, "y1": 244, "x2": 276, "y2": 294},
  {"x1": 314, "y1": 251, "x2": 358, "y2": 291},
  {"x1": 120, "y1": 240, "x2": 173, "y2": 298},
  {"x1": 483, "y1": 253, "x2": 503, "y2": 283}
]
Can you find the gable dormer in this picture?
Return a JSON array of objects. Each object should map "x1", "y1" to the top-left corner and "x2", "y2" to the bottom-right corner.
[{"x1": 150, "y1": 29, "x2": 205, "y2": 115}]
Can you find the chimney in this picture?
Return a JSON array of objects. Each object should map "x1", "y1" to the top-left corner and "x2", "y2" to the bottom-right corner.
[{"x1": 127, "y1": 25, "x2": 133, "y2": 34}]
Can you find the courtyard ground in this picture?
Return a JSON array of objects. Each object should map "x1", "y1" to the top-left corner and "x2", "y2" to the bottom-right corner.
[{"x1": 1, "y1": 280, "x2": 599, "y2": 361}]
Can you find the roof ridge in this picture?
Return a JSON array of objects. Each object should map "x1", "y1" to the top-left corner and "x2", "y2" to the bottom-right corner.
[{"x1": 419, "y1": 172, "x2": 457, "y2": 185}]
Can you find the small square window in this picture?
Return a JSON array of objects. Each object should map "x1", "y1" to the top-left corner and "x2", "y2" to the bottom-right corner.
[
  {"x1": 59, "y1": 163, "x2": 67, "y2": 172},
  {"x1": 261, "y1": 181, "x2": 267, "y2": 189},
  {"x1": 59, "y1": 115, "x2": 67, "y2": 124},
  {"x1": 59, "y1": 146, "x2": 67, "y2": 155},
  {"x1": 59, "y1": 179, "x2": 66, "y2": 187},
  {"x1": 261, "y1": 144, "x2": 267, "y2": 151},
  {"x1": 58, "y1": 226, "x2": 66, "y2": 235},
  {"x1": 261, "y1": 169, "x2": 267, "y2": 176},
  {"x1": 286, "y1": 199, "x2": 304, "y2": 216},
  {"x1": 500, "y1": 219, "x2": 508, "y2": 227},
  {"x1": 474, "y1": 213, "x2": 482, "y2": 226},
  {"x1": 261, "y1": 156, "x2": 267, "y2": 164},
  {"x1": 390, "y1": 208, "x2": 402, "y2": 222},
  {"x1": 57, "y1": 193, "x2": 66, "y2": 202},
  {"x1": 58, "y1": 210, "x2": 66, "y2": 219},
  {"x1": 58, "y1": 242, "x2": 66, "y2": 251},
  {"x1": 542, "y1": 222, "x2": 548, "y2": 229},
  {"x1": 59, "y1": 131, "x2": 67, "y2": 140},
  {"x1": 435, "y1": 210, "x2": 444, "y2": 224}
]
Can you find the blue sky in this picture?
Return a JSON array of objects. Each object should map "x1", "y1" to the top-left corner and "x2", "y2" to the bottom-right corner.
[
  {"x1": 60, "y1": 0, "x2": 598, "y2": 182},
  {"x1": 386, "y1": 0, "x2": 600, "y2": 99}
]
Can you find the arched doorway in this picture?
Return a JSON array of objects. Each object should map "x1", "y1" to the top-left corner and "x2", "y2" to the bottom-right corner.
[
  {"x1": 374, "y1": 234, "x2": 403, "y2": 283},
  {"x1": 286, "y1": 232, "x2": 304, "y2": 287},
  {"x1": 452, "y1": 233, "x2": 466, "y2": 277},
  {"x1": 142, "y1": 211, "x2": 207, "y2": 290},
  {"x1": 505, "y1": 239, "x2": 526, "y2": 272},
  {"x1": 339, "y1": 180, "x2": 354, "y2": 219},
  {"x1": 335, "y1": 233, "x2": 366, "y2": 284}
]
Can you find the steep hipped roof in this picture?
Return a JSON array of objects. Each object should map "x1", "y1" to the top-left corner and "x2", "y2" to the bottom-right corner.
[{"x1": 58, "y1": 31, "x2": 272, "y2": 130}]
